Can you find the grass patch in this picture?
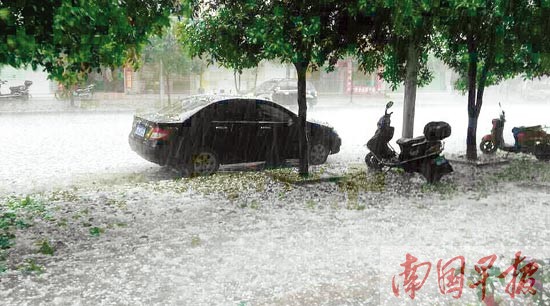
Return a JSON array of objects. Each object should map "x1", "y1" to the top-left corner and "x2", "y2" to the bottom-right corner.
[
  {"x1": 0, "y1": 195, "x2": 53, "y2": 274},
  {"x1": 420, "y1": 181, "x2": 458, "y2": 199},
  {"x1": 491, "y1": 158, "x2": 550, "y2": 182},
  {"x1": 267, "y1": 168, "x2": 322, "y2": 184},
  {"x1": 48, "y1": 190, "x2": 80, "y2": 202},
  {"x1": 337, "y1": 169, "x2": 386, "y2": 194},
  {"x1": 5, "y1": 195, "x2": 46, "y2": 215},
  {"x1": 105, "y1": 198, "x2": 127, "y2": 208},
  {"x1": 17, "y1": 258, "x2": 44, "y2": 275},
  {"x1": 337, "y1": 168, "x2": 385, "y2": 209},
  {"x1": 37, "y1": 240, "x2": 55, "y2": 256},
  {"x1": 171, "y1": 172, "x2": 269, "y2": 201}
]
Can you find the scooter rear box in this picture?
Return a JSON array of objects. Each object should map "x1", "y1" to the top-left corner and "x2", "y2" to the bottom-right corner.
[{"x1": 424, "y1": 121, "x2": 451, "y2": 141}]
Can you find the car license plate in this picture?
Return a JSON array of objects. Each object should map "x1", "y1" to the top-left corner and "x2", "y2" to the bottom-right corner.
[{"x1": 134, "y1": 124, "x2": 147, "y2": 137}]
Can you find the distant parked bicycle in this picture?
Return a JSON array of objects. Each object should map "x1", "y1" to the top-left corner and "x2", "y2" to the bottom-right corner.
[
  {"x1": 73, "y1": 84, "x2": 95, "y2": 100},
  {"x1": 55, "y1": 84, "x2": 95, "y2": 100}
]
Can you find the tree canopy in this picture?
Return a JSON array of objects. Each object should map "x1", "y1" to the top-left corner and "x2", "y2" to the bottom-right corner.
[
  {"x1": 144, "y1": 19, "x2": 203, "y2": 103},
  {"x1": 0, "y1": 0, "x2": 178, "y2": 87},
  {"x1": 435, "y1": 0, "x2": 550, "y2": 159}
]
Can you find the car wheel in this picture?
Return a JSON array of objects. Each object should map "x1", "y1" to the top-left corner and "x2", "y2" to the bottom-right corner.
[
  {"x1": 365, "y1": 152, "x2": 383, "y2": 171},
  {"x1": 479, "y1": 139, "x2": 497, "y2": 154},
  {"x1": 191, "y1": 149, "x2": 220, "y2": 176},
  {"x1": 309, "y1": 142, "x2": 329, "y2": 165}
]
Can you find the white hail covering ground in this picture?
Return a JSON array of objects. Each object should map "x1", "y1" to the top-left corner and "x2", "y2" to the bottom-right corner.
[
  {"x1": 2, "y1": 92, "x2": 550, "y2": 194},
  {"x1": 0, "y1": 92, "x2": 549, "y2": 305}
]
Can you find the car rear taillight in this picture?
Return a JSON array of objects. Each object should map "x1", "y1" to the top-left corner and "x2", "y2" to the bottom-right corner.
[{"x1": 148, "y1": 126, "x2": 172, "y2": 140}]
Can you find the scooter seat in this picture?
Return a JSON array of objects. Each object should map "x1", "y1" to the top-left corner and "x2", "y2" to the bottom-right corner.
[
  {"x1": 513, "y1": 125, "x2": 542, "y2": 132},
  {"x1": 397, "y1": 136, "x2": 426, "y2": 146},
  {"x1": 9, "y1": 85, "x2": 25, "y2": 91}
]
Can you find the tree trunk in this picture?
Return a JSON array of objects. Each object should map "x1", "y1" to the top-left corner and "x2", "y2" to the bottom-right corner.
[
  {"x1": 70, "y1": 84, "x2": 76, "y2": 107},
  {"x1": 233, "y1": 70, "x2": 241, "y2": 94},
  {"x1": 166, "y1": 72, "x2": 171, "y2": 106},
  {"x1": 402, "y1": 44, "x2": 419, "y2": 139},
  {"x1": 294, "y1": 62, "x2": 309, "y2": 176},
  {"x1": 466, "y1": 34, "x2": 478, "y2": 160}
]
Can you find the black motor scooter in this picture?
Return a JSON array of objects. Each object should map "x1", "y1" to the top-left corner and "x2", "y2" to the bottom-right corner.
[{"x1": 365, "y1": 101, "x2": 453, "y2": 183}]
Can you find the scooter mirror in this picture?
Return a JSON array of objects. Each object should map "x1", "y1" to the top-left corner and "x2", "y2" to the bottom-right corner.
[{"x1": 386, "y1": 101, "x2": 394, "y2": 109}]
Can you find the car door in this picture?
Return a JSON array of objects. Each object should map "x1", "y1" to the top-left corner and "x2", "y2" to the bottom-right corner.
[
  {"x1": 199, "y1": 101, "x2": 235, "y2": 164},
  {"x1": 222, "y1": 100, "x2": 257, "y2": 163},
  {"x1": 255, "y1": 100, "x2": 299, "y2": 162}
]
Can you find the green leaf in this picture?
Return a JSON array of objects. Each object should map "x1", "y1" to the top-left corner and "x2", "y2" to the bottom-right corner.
[{"x1": 89, "y1": 227, "x2": 104, "y2": 237}]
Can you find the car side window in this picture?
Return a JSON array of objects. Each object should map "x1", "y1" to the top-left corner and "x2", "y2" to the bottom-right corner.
[
  {"x1": 229, "y1": 100, "x2": 256, "y2": 121},
  {"x1": 256, "y1": 101, "x2": 293, "y2": 123},
  {"x1": 207, "y1": 102, "x2": 228, "y2": 122}
]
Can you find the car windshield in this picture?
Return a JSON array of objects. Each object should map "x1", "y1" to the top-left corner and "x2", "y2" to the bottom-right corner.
[{"x1": 255, "y1": 80, "x2": 279, "y2": 92}]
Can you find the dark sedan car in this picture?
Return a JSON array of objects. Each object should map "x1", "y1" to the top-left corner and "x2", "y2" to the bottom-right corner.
[
  {"x1": 253, "y1": 78, "x2": 318, "y2": 108},
  {"x1": 129, "y1": 95, "x2": 341, "y2": 176}
]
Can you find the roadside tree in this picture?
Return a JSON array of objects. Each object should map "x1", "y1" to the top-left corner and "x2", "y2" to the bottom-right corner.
[
  {"x1": 0, "y1": 0, "x2": 178, "y2": 102},
  {"x1": 143, "y1": 21, "x2": 203, "y2": 105},
  {"x1": 181, "y1": 0, "x2": 388, "y2": 175},
  {"x1": 358, "y1": 0, "x2": 438, "y2": 138},
  {"x1": 435, "y1": 0, "x2": 549, "y2": 160}
]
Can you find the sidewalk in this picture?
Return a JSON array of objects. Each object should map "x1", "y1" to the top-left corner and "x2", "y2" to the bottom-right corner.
[{"x1": 0, "y1": 93, "x2": 167, "y2": 114}]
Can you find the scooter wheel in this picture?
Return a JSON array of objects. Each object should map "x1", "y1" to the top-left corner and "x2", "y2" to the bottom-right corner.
[
  {"x1": 534, "y1": 143, "x2": 550, "y2": 161},
  {"x1": 365, "y1": 153, "x2": 383, "y2": 171},
  {"x1": 480, "y1": 139, "x2": 497, "y2": 154}
]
